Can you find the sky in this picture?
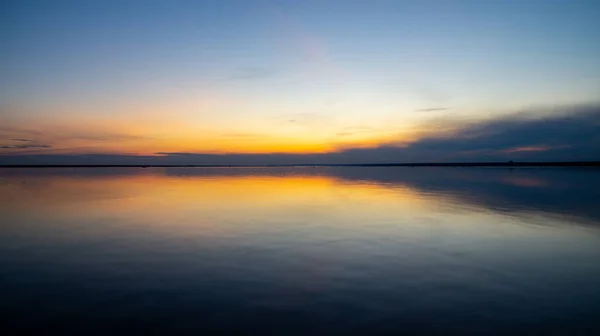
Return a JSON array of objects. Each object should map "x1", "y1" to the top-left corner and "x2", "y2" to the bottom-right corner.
[{"x1": 1, "y1": 0, "x2": 599, "y2": 164}]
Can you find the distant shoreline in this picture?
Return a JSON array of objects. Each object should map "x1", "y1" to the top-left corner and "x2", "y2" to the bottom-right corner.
[{"x1": 1, "y1": 161, "x2": 599, "y2": 168}]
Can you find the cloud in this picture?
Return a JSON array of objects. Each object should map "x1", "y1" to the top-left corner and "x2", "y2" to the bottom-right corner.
[
  {"x1": 342, "y1": 103, "x2": 600, "y2": 162},
  {"x1": 155, "y1": 152, "x2": 200, "y2": 156},
  {"x1": 1, "y1": 126, "x2": 149, "y2": 147},
  {"x1": 336, "y1": 126, "x2": 376, "y2": 136},
  {"x1": 501, "y1": 145, "x2": 558, "y2": 153},
  {"x1": 274, "y1": 112, "x2": 331, "y2": 130},
  {"x1": 414, "y1": 107, "x2": 449, "y2": 112},
  {"x1": 52, "y1": 132, "x2": 149, "y2": 142},
  {"x1": 0, "y1": 144, "x2": 52, "y2": 149},
  {"x1": 1, "y1": 137, "x2": 52, "y2": 150}
]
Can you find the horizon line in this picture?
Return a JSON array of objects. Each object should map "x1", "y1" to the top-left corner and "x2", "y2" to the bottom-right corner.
[{"x1": 2, "y1": 161, "x2": 600, "y2": 168}]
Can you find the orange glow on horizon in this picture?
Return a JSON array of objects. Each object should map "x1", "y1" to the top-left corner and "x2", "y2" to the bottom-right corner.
[
  {"x1": 503, "y1": 146, "x2": 552, "y2": 153},
  {"x1": 0, "y1": 100, "x2": 446, "y2": 156},
  {"x1": 0, "y1": 115, "x2": 431, "y2": 156}
]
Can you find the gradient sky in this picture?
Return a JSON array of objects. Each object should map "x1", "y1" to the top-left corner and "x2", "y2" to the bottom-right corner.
[{"x1": 1, "y1": 0, "x2": 599, "y2": 160}]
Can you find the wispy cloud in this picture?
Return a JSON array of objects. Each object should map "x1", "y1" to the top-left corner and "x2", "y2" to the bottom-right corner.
[
  {"x1": 502, "y1": 145, "x2": 554, "y2": 153},
  {"x1": 1, "y1": 137, "x2": 51, "y2": 150},
  {"x1": 336, "y1": 126, "x2": 376, "y2": 136},
  {"x1": 0, "y1": 144, "x2": 52, "y2": 149},
  {"x1": 155, "y1": 152, "x2": 199, "y2": 156},
  {"x1": 275, "y1": 112, "x2": 330, "y2": 130},
  {"x1": 0, "y1": 124, "x2": 156, "y2": 156},
  {"x1": 414, "y1": 107, "x2": 449, "y2": 112},
  {"x1": 52, "y1": 132, "x2": 150, "y2": 142}
]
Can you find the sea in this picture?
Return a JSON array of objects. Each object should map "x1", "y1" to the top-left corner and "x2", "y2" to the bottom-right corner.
[{"x1": 1, "y1": 167, "x2": 599, "y2": 334}]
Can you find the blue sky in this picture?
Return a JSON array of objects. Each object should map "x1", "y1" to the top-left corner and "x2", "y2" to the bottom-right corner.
[{"x1": 1, "y1": 0, "x2": 599, "y2": 161}]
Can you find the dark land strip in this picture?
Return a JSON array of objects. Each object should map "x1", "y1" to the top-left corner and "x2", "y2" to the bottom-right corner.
[{"x1": 1, "y1": 161, "x2": 600, "y2": 168}]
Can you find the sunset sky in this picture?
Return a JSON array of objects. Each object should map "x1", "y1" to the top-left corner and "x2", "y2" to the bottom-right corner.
[{"x1": 1, "y1": 0, "x2": 599, "y2": 163}]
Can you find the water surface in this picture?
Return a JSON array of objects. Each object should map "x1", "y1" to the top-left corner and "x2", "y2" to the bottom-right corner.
[{"x1": 1, "y1": 167, "x2": 599, "y2": 334}]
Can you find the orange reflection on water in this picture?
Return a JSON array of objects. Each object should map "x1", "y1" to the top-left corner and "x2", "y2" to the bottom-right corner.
[
  {"x1": 0, "y1": 169, "x2": 436, "y2": 231},
  {"x1": 1, "y1": 167, "x2": 592, "y2": 255}
]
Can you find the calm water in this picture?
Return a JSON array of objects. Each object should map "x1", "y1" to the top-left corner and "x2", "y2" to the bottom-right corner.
[{"x1": 1, "y1": 167, "x2": 599, "y2": 334}]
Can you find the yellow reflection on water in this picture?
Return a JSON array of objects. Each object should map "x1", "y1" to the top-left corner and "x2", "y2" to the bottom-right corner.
[
  {"x1": 0, "y1": 168, "x2": 594, "y2": 249},
  {"x1": 0, "y1": 169, "x2": 437, "y2": 225}
]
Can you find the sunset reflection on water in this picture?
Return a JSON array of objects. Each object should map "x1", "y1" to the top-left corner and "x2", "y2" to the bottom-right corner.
[{"x1": 1, "y1": 167, "x2": 599, "y2": 334}]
